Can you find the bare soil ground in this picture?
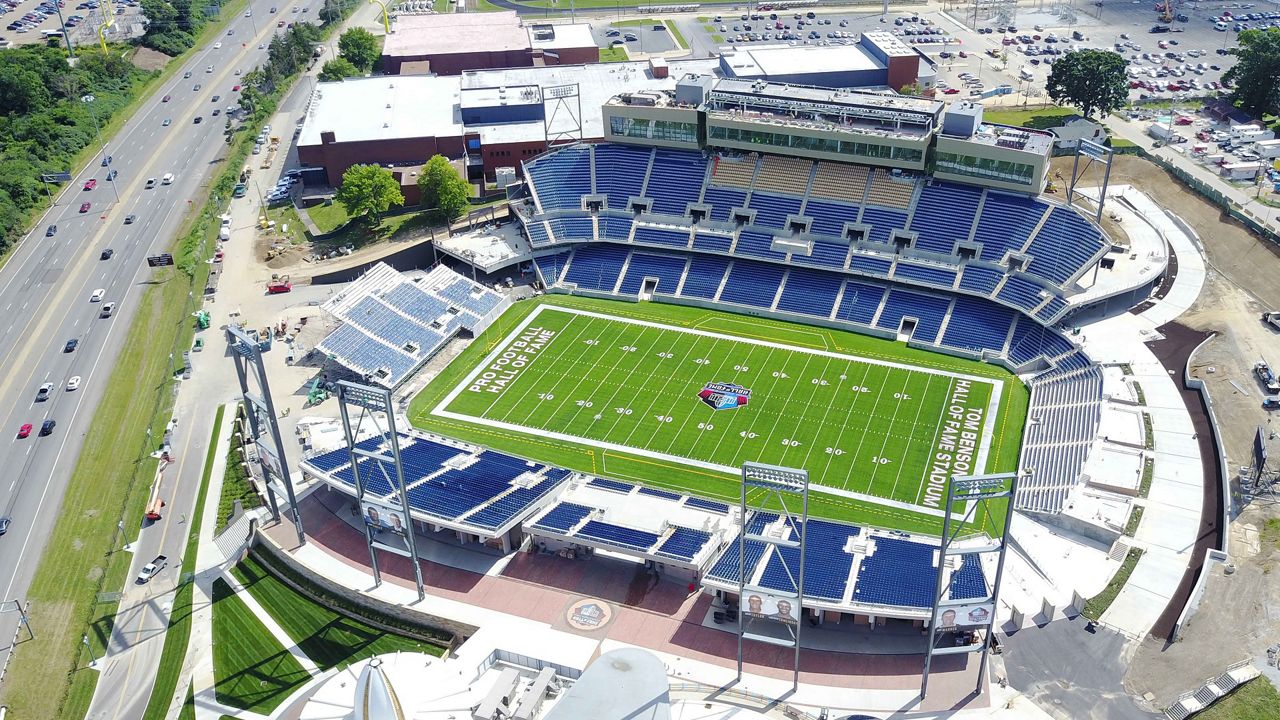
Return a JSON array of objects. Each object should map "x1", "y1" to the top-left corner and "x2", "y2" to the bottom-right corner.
[
  {"x1": 129, "y1": 47, "x2": 172, "y2": 72},
  {"x1": 1058, "y1": 154, "x2": 1280, "y2": 705}
]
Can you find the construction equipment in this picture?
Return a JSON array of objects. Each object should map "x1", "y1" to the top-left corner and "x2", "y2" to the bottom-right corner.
[
  {"x1": 307, "y1": 377, "x2": 329, "y2": 405},
  {"x1": 1256, "y1": 361, "x2": 1280, "y2": 394},
  {"x1": 194, "y1": 310, "x2": 210, "y2": 329},
  {"x1": 1263, "y1": 311, "x2": 1280, "y2": 332},
  {"x1": 267, "y1": 274, "x2": 292, "y2": 294}
]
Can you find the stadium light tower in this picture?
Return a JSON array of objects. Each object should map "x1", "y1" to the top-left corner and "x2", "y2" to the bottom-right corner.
[
  {"x1": 735, "y1": 462, "x2": 809, "y2": 692},
  {"x1": 227, "y1": 325, "x2": 305, "y2": 544}
]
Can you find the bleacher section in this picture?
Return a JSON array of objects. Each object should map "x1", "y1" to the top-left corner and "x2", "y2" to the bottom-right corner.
[
  {"x1": 563, "y1": 244, "x2": 630, "y2": 291},
  {"x1": 535, "y1": 252, "x2": 571, "y2": 287},
  {"x1": 910, "y1": 183, "x2": 981, "y2": 254},
  {"x1": 809, "y1": 162, "x2": 869, "y2": 202},
  {"x1": 748, "y1": 192, "x2": 803, "y2": 230},
  {"x1": 1016, "y1": 364, "x2": 1105, "y2": 512},
  {"x1": 527, "y1": 144, "x2": 592, "y2": 211},
  {"x1": 619, "y1": 253, "x2": 687, "y2": 295},
  {"x1": 865, "y1": 169, "x2": 917, "y2": 209},
  {"x1": 852, "y1": 535, "x2": 938, "y2": 608},
  {"x1": 972, "y1": 192, "x2": 1043, "y2": 262},
  {"x1": 647, "y1": 149, "x2": 707, "y2": 216},
  {"x1": 875, "y1": 288, "x2": 951, "y2": 343},
  {"x1": 317, "y1": 263, "x2": 505, "y2": 387},
  {"x1": 1024, "y1": 207, "x2": 1108, "y2": 285},
  {"x1": 593, "y1": 144, "x2": 652, "y2": 211},
  {"x1": 303, "y1": 432, "x2": 568, "y2": 533},
  {"x1": 710, "y1": 154, "x2": 756, "y2": 189},
  {"x1": 719, "y1": 260, "x2": 785, "y2": 308},
  {"x1": 754, "y1": 155, "x2": 812, "y2": 196}
]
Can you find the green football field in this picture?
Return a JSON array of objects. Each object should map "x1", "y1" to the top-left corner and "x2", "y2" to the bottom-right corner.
[{"x1": 409, "y1": 297, "x2": 1027, "y2": 535}]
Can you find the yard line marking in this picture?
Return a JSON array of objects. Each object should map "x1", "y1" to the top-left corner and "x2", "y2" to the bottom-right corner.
[
  {"x1": 915, "y1": 376, "x2": 957, "y2": 507},
  {"x1": 658, "y1": 328, "x2": 751, "y2": 457},
  {"x1": 488, "y1": 313, "x2": 595, "y2": 422},
  {"x1": 887, "y1": 372, "x2": 937, "y2": 503},
  {"x1": 703, "y1": 344, "x2": 777, "y2": 462},
  {"x1": 573, "y1": 324, "x2": 672, "y2": 438},
  {"x1": 863, "y1": 373, "x2": 913, "y2": 495},
  {"x1": 797, "y1": 358, "x2": 847, "y2": 471},
  {"x1": 754, "y1": 353, "x2": 815, "y2": 467}
]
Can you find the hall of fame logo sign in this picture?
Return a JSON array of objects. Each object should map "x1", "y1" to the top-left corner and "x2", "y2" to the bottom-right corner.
[{"x1": 698, "y1": 382, "x2": 752, "y2": 411}]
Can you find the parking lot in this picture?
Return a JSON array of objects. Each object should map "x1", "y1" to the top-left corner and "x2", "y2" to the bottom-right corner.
[
  {"x1": 592, "y1": 19, "x2": 679, "y2": 55},
  {"x1": 1, "y1": 0, "x2": 144, "y2": 47}
]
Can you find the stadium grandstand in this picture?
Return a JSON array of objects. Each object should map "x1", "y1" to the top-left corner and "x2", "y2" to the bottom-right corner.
[
  {"x1": 504, "y1": 83, "x2": 1138, "y2": 516},
  {"x1": 316, "y1": 263, "x2": 509, "y2": 387}
]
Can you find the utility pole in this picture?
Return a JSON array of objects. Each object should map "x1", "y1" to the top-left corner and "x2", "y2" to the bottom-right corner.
[{"x1": 82, "y1": 633, "x2": 97, "y2": 667}]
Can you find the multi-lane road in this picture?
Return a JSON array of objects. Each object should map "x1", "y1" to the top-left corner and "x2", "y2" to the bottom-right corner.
[{"x1": 0, "y1": 0, "x2": 309, "y2": 712}]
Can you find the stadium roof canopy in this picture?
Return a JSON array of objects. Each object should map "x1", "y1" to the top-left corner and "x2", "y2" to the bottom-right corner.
[{"x1": 298, "y1": 75, "x2": 464, "y2": 146}]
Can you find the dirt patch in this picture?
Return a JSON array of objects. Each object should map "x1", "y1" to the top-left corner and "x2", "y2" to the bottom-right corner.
[{"x1": 130, "y1": 47, "x2": 172, "y2": 72}]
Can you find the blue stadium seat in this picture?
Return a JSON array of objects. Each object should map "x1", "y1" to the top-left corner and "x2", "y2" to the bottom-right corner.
[
  {"x1": 703, "y1": 186, "x2": 747, "y2": 222},
  {"x1": 680, "y1": 255, "x2": 731, "y2": 299},
  {"x1": 957, "y1": 265, "x2": 1003, "y2": 296},
  {"x1": 638, "y1": 487, "x2": 681, "y2": 501},
  {"x1": 852, "y1": 536, "x2": 938, "y2": 608},
  {"x1": 973, "y1": 193, "x2": 1044, "y2": 261},
  {"x1": 1036, "y1": 295, "x2": 1068, "y2": 323},
  {"x1": 804, "y1": 199, "x2": 861, "y2": 238},
  {"x1": 735, "y1": 230, "x2": 786, "y2": 261},
  {"x1": 593, "y1": 145, "x2": 652, "y2": 210},
  {"x1": 910, "y1": 182, "x2": 982, "y2": 254},
  {"x1": 748, "y1": 192, "x2": 803, "y2": 230},
  {"x1": 526, "y1": 145, "x2": 592, "y2": 211},
  {"x1": 534, "y1": 502, "x2": 594, "y2": 533},
  {"x1": 563, "y1": 245, "x2": 628, "y2": 291},
  {"x1": 547, "y1": 216, "x2": 595, "y2": 243},
  {"x1": 619, "y1": 253, "x2": 687, "y2": 296},
  {"x1": 655, "y1": 527, "x2": 712, "y2": 561},
  {"x1": 692, "y1": 230, "x2": 733, "y2": 254},
  {"x1": 948, "y1": 554, "x2": 988, "y2": 600},
  {"x1": 383, "y1": 283, "x2": 449, "y2": 322},
  {"x1": 757, "y1": 519, "x2": 857, "y2": 601},
  {"x1": 577, "y1": 520, "x2": 660, "y2": 552},
  {"x1": 345, "y1": 296, "x2": 443, "y2": 354},
  {"x1": 776, "y1": 268, "x2": 842, "y2": 318},
  {"x1": 589, "y1": 477, "x2": 633, "y2": 493},
  {"x1": 942, "y1": 295, "x2": 1016, "y2": 354},
  {"x1": 894, "y1": 262, "x2": 957, "y2": 289},
  {"x1": 684, "y1": 496, "x2": 730, "y2": 513},
  {"x1": 1024, "y1": 207, "x2": 1105, "y2": 285},
  {"x1": 876, "y1": 288, "x2": 951, "y2": 343},
  {"x1": 996, "y1": 275, "x2": 1046, "y2": 312},
  {"x1": 719, "y1": 260, "x2": 785, "y2": 308},
  {"x1": 634, "y1": 225, "x2": 691, "y2": 249},
  {"x1": 524, "y1": 218, "x2": 552, "y2": 247},
  {"x1": 599, "y1": 215, "x2": 633, "y2": 241},
  {"x1": 859, "y1": 207, "x2": 908, "y2": 245},
  {"x1": 849, "y1": 253, "x2": 892, "y2": 277},
  {"x1": 319, "y1": 324, "x2": 416, "y2": 380},
  {"x1": 792, "y1": 240, "x2": 849, "y2": 270},
  {"x1": 647, "y1": 149, "x2": 706, "y2": 216},
  {"x1": 833, "y1": 281, "x2": 886, "y2": 325}
]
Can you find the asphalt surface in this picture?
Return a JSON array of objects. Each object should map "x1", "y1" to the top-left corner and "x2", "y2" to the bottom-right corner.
[{"x1": 0, "y1": 0, "x2": 310, "y2": 714}]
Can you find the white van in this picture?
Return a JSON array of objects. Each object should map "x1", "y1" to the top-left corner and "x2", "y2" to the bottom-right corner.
[
  {"x1": 162, "y1": 173, "x2": 174, "y2": 185},
  {"x1": 1214, "y1": 21, "x2": 1228, "y2": 31},
  {"x1": 1019, "y1": 67, "x2": 1035, "y2": 81}
]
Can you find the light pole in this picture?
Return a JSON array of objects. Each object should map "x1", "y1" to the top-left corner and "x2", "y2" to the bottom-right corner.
[
  {"x1": 81, "y1": 95, "x2": 120, "y2": 205},
  {"x1": 82, "y1": 633, "x2": 97, "y2": 667}
]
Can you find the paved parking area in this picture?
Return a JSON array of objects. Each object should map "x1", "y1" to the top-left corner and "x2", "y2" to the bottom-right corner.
[
  {"x1": 0, "y1": 0, "x2": 143, "y2": 47},
  {"x1": 592, "y1": 19, "x2": 678, "y2": 55}
]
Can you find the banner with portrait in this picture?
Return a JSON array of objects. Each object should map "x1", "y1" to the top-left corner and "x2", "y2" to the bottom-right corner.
[
  {"x1": 741, "y1": 591, "x2": 799, "y2": 625},
  {"x1": 360, "y1": 499, "x2": 408, "y2": 535},
  {"x1": 935, "y1": 602, "x2": 994, "y2": 629}
]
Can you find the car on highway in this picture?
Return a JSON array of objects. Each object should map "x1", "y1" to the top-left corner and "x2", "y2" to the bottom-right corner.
[
  {"x1": 66, "y1": 376, "x2": 81, "y2": 391},
  {"x1": 163, "y1": 118, "x2": 171, "y2": 126},
  {"x1": 226, "y1": 28, "x2": 232, "y2": 35},
  {"x1": 90, "y1": 288, "x2": 104, "y2": 302},
  {"x1": 79, "y1": 201, "x2": 91, "y2": 213},
  {"x1": 206, "y1": 65, "x2": 214, "y2": 73},
  {"x1": 0, "y1": 517, "x2": 9, "y2": 535},
  {"x1": 106, "y1": 169, "x2": 117, "y2": 181},
  {"x1": 39, "y1": 419, "x2": 56, "y2": 436},
  {"x1": 162, "y1": 173, "x2": 174, "y2": 184},
  {"x1": 64, "y1": 338, "x2": 78, "y2": 352},
  {"x1": 212, "y1": 94, "x2": 220, "y2": 102},
  {"x1": 162, "y1": 94, "x2": 171, "y2": 102},
  {"x1": 83, "y1": 179, "x2": 96, "y2": 190},
  {"x1": 213, "y1": 41, "x2": 221, "y2": 49},
  {"x1": 212, "y1": 109, "x2": 220, "y2": 117},
  {"x1": 100, "y1": 248, "x2": 114, "y2": 260},
  {"x1": 101, "y1": 155, "x2": 112, "y2": 167},
  {"x1": 233, "y1": 84, "x2": 241, "y2": 91},
  {"x1": 36, "y1": 383, "x2": 53, "y2": 401},
  {"x1": 194, "y1": 116, "x2": 203, "y2": 124},
  {"x1": 101, "y1": 302, "x2": 116, "y2": 318},
  {"x1": 16, "y1": 424, "x2": 31, "y2": 439},
  {"x1": 184, "y1": 70, "x2": 191, "y2": 78},
  {"x1": 145, "y1": 177, "x2": 157, "y2": 189},
  {"x1": 124, "y1": 213, "x2": 136, "y2": 224},
  {"x1": 193, "y1": 83, "x2": 201, "y2": 91},
  {"x1": 624, "y1": 33, "x2": 638, "y2": 41},
  {"x1": 45, "y1": 224, "x2": 56, "y2": 237},
  {"x1": 270, "y1": 5, "x2": 276, "y2": 11}
]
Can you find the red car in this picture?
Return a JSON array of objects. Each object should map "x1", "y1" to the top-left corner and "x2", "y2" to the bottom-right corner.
[
  {"x1": 17, "y1": 423, "x2": 32, "y2": 439},
  {"x1": 232, "y1": 84, "x2": 241, "y2": 91},
  {"x1": 83, "y1": 179, "x2": 96, "y2": 190},
  {"x1": 79, "y1": 202, "x2": 91, "y2": 213},
  {"x1": 942, "y1": 87, "x2": 960, "y2": 94},
  {"x1": 163, "y1": 94, "x2": 171, "y2": 103}
]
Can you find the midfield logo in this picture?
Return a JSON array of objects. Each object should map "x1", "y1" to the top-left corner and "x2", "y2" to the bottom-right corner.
[{"x1": 698, "y1": 382, "x2": 752, "y2": 411}]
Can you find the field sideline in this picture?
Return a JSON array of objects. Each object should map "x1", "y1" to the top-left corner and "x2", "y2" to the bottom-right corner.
[{"x1": 408, "y1": 296, "x2": 1028, "y2": 535}]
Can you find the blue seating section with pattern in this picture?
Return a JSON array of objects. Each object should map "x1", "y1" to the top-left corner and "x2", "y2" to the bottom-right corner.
[
  {"x1": 638, "y1": 487, "x2": 681, "y2": 500},
  {"x1": 647, "y1": 150, "x2": 706, "y2": 216},
  {"x1": 383, "y1": 284, "x2": 449, "y2": 324},
  {"x1": 320, "y1": 325, "x2": 416, "y2": 379},
  {"x1": 735, "y1": 231, "x2": 786, "y2": 261},
  {"x1": 619, "y1": 253, "x2": 687, "y2": 295},
  {"x1": 685, "y1": 497, "x2": 730, "y2": 513},
  {"x1": 692, "y1": 231, "x2": 733, "y2": 253},
  {"x1": 852, "y1": 536, "x2": 938, "y2": 607},
  {"x1": 948, "y1": 554, "x2": 988, "y2": 600},
  {"x1": 748, "y1": 192, "x2": 803, "y2": 230},
  {"x1": 707, "y1": 536, "x2": 768, "y2": 583},
  {"x1": 849, "y1": 253, "x2": 892, "y2": 277},
  {"x1": 973, "y1": 193, "x2": 1043, "y2": 261},
  {"x1": 467, "y1": 475, "x2": 562, "y2": 530},
  {"x1": 997, "y1": 275, "x2": 1045, "y2": 312},
  {"x1": 943, "y1": 295, "x2": 1015, "y2": 354},
  {"x1": 1025, "y1": 207, "x2": 1105, "y2": 284},
  {"x1": 655, "y1": 527, "x2": 712, "y2": 561},
  {"x1": 593, "y1": 145, "x2": 651, "y2": 210},
  {"x1": 860, "y1": 207, "x2": 909, "y2": 245},
  {"x1": 527, "y1": 145, "x2": 591, "y2": 210},
  {"x1": 876, "y1": 289, "x2": 950, "y2": 343},
  {"x1": 525, "y1": 219, "x2": 551, "y2": 247},
  {"x1": 599, "y1": 216, "x2": 632, "y2": 241},
  {"x1": 758, "y1": 520, "x2": 857, "y2": 600},
  {"x1": 346, "y1": 296, "x2": 441, "y2": 352},
  {"x1": 682, "y1": 255, "x2": 731, "y2": 298},
  {"x1": 911, "y1": 183, "x2": 982, "y2": 254},
  {"x1": 534, "y1": 502, "x2": 594, "y2": 532},
  {"x1": 535, "y1": 252, "x2": 571, "y2": 286},
  {"x1": 634, "y1": 225, "x2": 690, "y2": 248},
  {"x1": 548, "y1": 217, "x2": 594, "y2": 244},
  {"x1": 564, "y1": 245, "x2": 629, "y2": 290},
  {"x1": 834, "y1": 281, "x2": 886, "y2": 325},
  {"x1": 777, "y1": 268, "x2": 842, "y2": 318},
  {"x1": 720, "y1": 260, "x2": 784, "y2": 308},
  {"x1": 703, "y1": 186, "x2": 747, "y2": 222},
  {"x1": 589, "y1": 477, "x2": 633, "y2": 493},
  {"x1": 957, "y1": 265, "x2": 1003, "y2": 295},
  {"x1": 577, "y1": 520, "x2": 661, "y2": 552},
  {"x1": 804, "y1": 199, "x2": 861, "y2": 238},
  {"x1": 793, "y1": 240, "x2": 849, "y2": 269},
  {"x1": 894, "y1": 262, "x2": 956, "y2": 288}
]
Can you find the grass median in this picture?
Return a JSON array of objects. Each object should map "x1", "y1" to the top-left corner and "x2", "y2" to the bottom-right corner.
[{"x1": 139, "y1": 404, "x2": 227, "y2": 720}]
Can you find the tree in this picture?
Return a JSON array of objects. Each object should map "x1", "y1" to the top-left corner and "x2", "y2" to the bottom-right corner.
[
  {"x1": 1225, "y1": 28, "x2": 1280, "y2": 117},
  {"x1": 338, "y1": 27, "x2": 379, "y2": 72},
  {"x1": 1044, "y1": 49, "x2": 1128, "y2": 119},
  {"x1": 318, "y1": 57, "x2": 358, "y2": 82},
  {"x1": 0, "y1": 65, "x2": 51, "y2": 116},
  {"x1": 335, "y1": 164, "x2": 403, "y2": 226},
  {"x1": 417, "y1": 155, "x2": 470, "y2": 223}
]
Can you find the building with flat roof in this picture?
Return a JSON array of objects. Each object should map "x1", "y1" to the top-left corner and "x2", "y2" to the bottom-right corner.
[
  {"x1": 719, "y1": 32, "x2": 931, "y2": 91},
  {"x1": 933, "y1": 101, "x2": 1054, "y2": 192},
  {"x1": 381, "y1": 12, "x2": 597, "y2": 75}
]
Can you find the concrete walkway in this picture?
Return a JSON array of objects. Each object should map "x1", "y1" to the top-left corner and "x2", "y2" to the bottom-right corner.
[{"x1": 220, "y1": 568, "x2": 322, "y2": 676}]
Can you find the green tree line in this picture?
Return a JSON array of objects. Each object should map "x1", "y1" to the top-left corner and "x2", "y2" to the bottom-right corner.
[{"x1": 0, "y1": 45, "x2": 148, "y2": 250}]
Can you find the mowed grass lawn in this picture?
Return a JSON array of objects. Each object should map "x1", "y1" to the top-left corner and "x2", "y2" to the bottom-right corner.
[
  {"x1": 230, "y1": 554, "x2": 442, "y2": 670},
  {"x1": 410, "y1": 296, "x2": 1027, "y2": 535},
  {"x1": 1195, "y1": 678, "x2": 1280, "y2": 720},
  {"x1": 211, "y1": 579, "x2": 311, "y2": 714}
]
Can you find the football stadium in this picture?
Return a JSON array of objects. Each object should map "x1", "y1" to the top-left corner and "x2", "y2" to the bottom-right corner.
[{"x1": 278, "y1": 72, "x2": 1190, "y2": 716}]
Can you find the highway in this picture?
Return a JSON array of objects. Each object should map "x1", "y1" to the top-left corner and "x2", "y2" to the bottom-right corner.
[{"x1": 0, "y1": 0, "x2": 311, "y2": 713}]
